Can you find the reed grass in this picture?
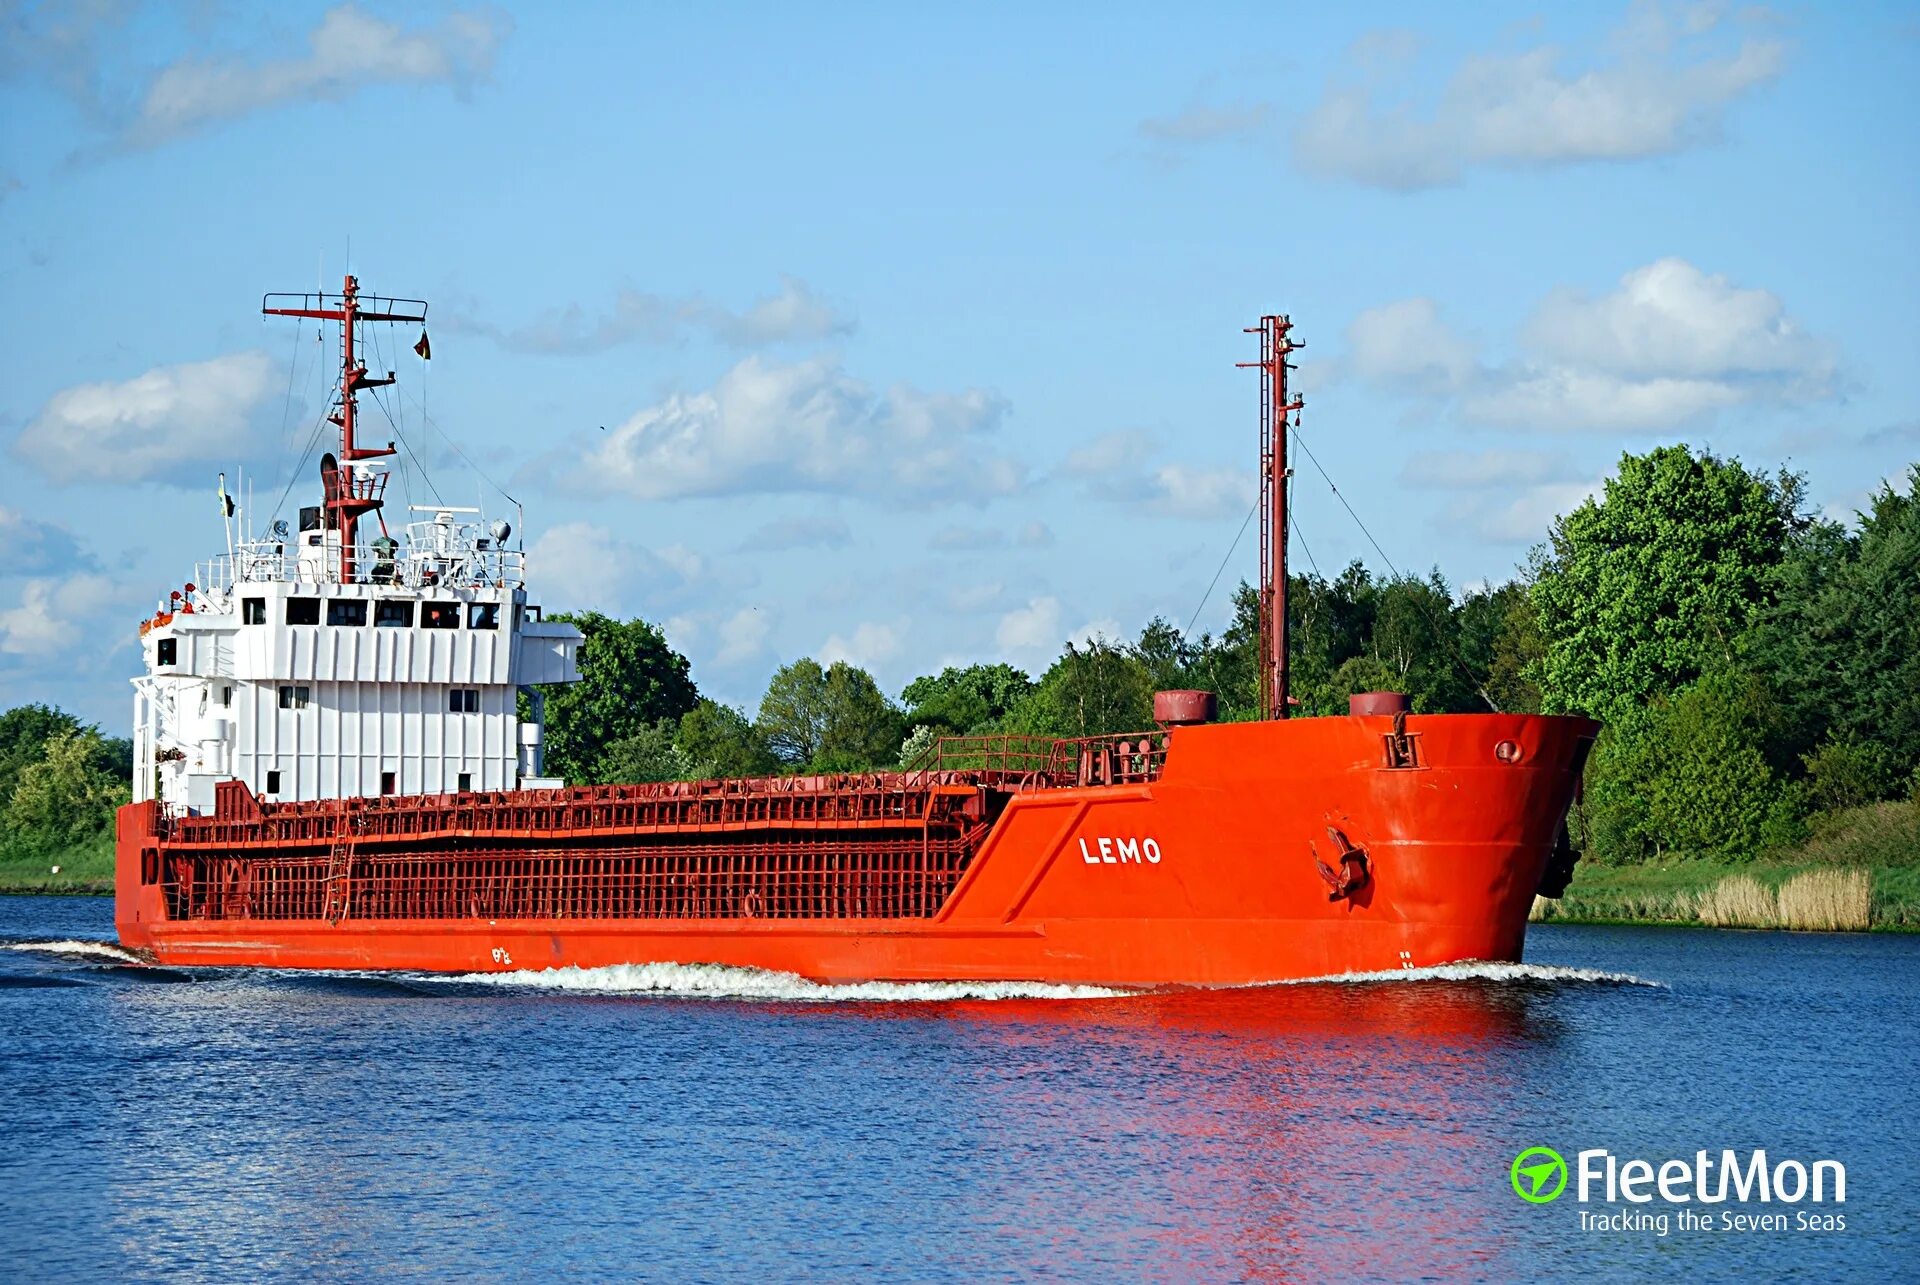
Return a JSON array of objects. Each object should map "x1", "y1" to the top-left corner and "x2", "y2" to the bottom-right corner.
[
  {"x1": 1693, "y1": 875, "x2": 1779, "y2": 928},
  {"x1": 1774, "y1": 868, "x2": 1871, "y2": 932},
  {"x1": 1532, "y1": 865, "x2": 1878, "y2": 931}
]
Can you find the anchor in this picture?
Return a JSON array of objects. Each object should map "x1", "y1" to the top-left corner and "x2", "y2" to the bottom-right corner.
[{"x1": 1314, "y1": 826, "x2": 1371, "y2": 901}]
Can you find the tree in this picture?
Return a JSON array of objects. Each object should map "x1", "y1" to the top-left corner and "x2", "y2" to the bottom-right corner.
[
  {"x1": 677, "y1": 699, "x2": 778, "y2": 778},
  {"x1": 1801, "y1": 738, "x2": 1901, "y2": 812},
  {"x1": 1181, "y1": 582, "x2": 1260, "y2": 722},
  {"x1": 0, "y1": 704, "x2": 88, "y2": 806},
  {"x1": 817, "y1": 662, "x2": 906, "y2": 771},
  {"x1": 534, "y1": 613, "x2": 699, "y2": 783},
  {"x1": 1131, "y1": 617, "x2": 1196, "y2": 694},
  {"x1": 1476, "y1": 584, "x2": 1545, "y2": 715},
  {"x1": 900, "y1": 663, "x2": 1034, "y2": 735},
  {"x1": 1743, "y1": 465, "x2": 1920, "y2": 778},
  {"x1": 1368, "y1": 571, "x2": 1477, "y2": 713},
  {"x1": 1531, "y1": 446, "x2": 1800, "y2": 727},
  {"x1": 757, "y1": 658, "x2": 830, "y2": 764},
  {"x1": 593, "y1": 720, "x2": 692, "y2": 784},
  {"x1": 4, "y1": 728, "x2": 128, "y2": 854},
  {"x1": 1011, "y1": 641, "x2": 1154, "y2": 738},
  {"x1": 756, "y1": 659, "x2": 904, "y2": 771},
  {"x1": 1578, "y1": 669, "x2": 1803, "y2": 863}
]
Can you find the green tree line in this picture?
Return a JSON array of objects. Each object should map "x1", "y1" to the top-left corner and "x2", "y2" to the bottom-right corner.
[
  {"x1": 6, "y1": 446, "x2": 1914, "y2": 871},
  {"x1": 0, "y1": 706, "x2": 133, "y2": 863}
]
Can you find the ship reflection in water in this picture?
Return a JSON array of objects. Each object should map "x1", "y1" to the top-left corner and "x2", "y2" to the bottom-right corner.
[
  {"x1": 832, "y1": 979, "x2": 1565, "y2": 1281},
  {"x1": 4, "y1": 896, "x2": 1916, "y2": 1282}
]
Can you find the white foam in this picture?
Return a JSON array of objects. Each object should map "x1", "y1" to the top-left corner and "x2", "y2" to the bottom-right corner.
[
  {"x1": 1282, "y1": 960, "x2": 1666, "y2": 988},
  {"x1": 5, "y1": 939, "x2": 144, "y2": 964},
  {"x1": 436, "y1": 960, "x2": 1130, "y2": 1002}
]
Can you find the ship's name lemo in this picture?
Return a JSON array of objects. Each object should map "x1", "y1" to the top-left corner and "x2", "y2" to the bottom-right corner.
[{"x1": 1079, "y1": 836, "x2": 1162, "y2": 864}]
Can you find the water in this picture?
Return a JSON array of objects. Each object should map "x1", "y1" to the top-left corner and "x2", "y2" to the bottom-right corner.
[{"x1": 1, "y1": 896, "x2": 1912, "y2": 1281}]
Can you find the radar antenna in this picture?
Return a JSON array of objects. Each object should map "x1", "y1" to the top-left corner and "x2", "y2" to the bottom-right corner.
[{"x1": 262, "y1": 276, "x2": 428, "y2": 582}]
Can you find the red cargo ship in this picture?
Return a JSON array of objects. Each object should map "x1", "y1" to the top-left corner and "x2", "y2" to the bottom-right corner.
[{"x1": 115, "y1": 285, "x2": 1596, "y2": 986}]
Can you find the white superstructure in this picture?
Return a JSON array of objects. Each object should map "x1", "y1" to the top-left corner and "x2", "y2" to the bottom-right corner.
[{"x1": 131, "y1": 274, "x2": 582, "y2": 813}]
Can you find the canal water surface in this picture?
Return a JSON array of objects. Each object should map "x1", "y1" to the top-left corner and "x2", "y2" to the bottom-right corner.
[{"x1": 1, "y1": 895, "x2": 1912, "y2": 1280}]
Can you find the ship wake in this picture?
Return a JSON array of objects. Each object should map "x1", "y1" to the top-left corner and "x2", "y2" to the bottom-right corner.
[
  {"x1": 1286, "y1": 960, "x2": 1666, "y2": 988},
  {"x1": 435, "y1": 961, "x2": 1130, "y2": 1002},
  {"x1": 4, "y1": 940, "x2": 145, "y2": 965}
]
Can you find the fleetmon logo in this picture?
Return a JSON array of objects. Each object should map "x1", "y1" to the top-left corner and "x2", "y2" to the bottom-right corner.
[{"x1": 1511, "y1": 1147, "x2": 1569, "y2": 1204}]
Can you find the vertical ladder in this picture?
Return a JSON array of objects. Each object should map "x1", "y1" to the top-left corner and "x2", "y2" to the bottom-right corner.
[{"x1": 322, "y1": 808, "x2": 358, "y2": 924}]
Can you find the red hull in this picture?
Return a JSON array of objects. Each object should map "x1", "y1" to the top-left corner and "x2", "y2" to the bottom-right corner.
[{"x1": 116, "y1": 711, "x2": 1596, "y2": 988}]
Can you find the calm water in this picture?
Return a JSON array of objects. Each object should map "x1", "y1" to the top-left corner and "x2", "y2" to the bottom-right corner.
[{"x1": 0, "y1": 896, "x2": 1913, "y2": 1282}]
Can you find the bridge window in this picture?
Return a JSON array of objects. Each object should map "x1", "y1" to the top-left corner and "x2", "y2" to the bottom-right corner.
[
  {"x1": 327, "y1": 599, "x2": 368, "y2": 626},
  {"x1": 468, "y1": 602, "x2": 499, "y2": 630},
  {"x1": 375, "y1": 600, "x2": 414, "y2": 628},
  {"x1": 421, "y1": 602, "x2": 460, "y2": 629},
  {"x1": 156, "y1": 638, "x2": 177, "y2": 665},
  {"x1": 278, "y1": 685, "x2": 310, "y2": 710},
  {"x1": 265, "y1": 770, "x2": 281, "y2": 795},
  {"x1": 286, "y1": 597, "x2": 320, "y2": 625},
  {"x1": 242, "y1": 598, "x2": 265, "y2": 625},
  {"x1": 449, "y1": 689, "x2": 480, "y2": 713}
]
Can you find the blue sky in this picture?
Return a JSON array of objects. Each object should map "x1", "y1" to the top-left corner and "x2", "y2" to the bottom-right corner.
[{"x1": 1, "y1": 1, "x2": 1915, "y2": 729}]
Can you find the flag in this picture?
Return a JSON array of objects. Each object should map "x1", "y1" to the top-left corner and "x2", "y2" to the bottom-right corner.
[
  {"x1": 414, "y1": 329, "x2": 432, "y2": 360},
  {"x1": 217, "y1": 474, "x2": 234, "y2": 518}
]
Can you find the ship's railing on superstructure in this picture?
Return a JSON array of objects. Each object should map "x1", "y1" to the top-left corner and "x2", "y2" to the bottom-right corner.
[
  {"x1": 905, "y1": 731, "x2": 1169, "y2": 787},
  {"x1": 188, "y1": 535, "x2": 526, "y2": 600}
]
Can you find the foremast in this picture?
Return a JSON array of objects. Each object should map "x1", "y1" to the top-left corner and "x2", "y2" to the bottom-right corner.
[
  {"x1": 1240, "y1": 315, "x2": 1303, "y2": 720},
  {"x1": 262, "y1": 276, "x2": 428, "y2": 583}
]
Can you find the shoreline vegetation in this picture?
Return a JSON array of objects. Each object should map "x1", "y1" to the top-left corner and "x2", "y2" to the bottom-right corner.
[{"x1": 3, "y1": 445, "x2": 1915, "y2": 934}]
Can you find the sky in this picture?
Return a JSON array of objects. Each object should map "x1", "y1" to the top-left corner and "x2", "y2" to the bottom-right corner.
[{"x1": 1, "y1": 0, "x2": 1915, "y2": 730}]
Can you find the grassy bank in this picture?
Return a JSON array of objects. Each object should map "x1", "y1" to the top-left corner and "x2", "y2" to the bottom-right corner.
[
  {"x1": 1534, "y1": 800, "x2": 1920, "y2": 932},
  {"x1": 8, "y1": 802, "x2": 1916, "y2": 928},
  {"x1": 0, "y1": 832, "x2": 115, "y2": 895}
]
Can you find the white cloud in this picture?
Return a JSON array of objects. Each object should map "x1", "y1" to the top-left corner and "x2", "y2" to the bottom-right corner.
[
  {"x1": 524, "y1": 521, "x2": 708, "y2": 616},
  {"x1": 563, "y1": 354, "x2": 1020, "y2": 503},
  {"x1": 15, "y1": 351, "x2": 276, "y2": 484},
  {"x1": 1452, "y1": 480, "x2": 1604, "y2": 544},
  {"x1": 0, "y1": 574, "x2": 119, "y2": 657},
  {"x1": 1063, "y1": 430, "x2": 1252, "y2": 519},
  {"x1": 819, "y1": 621, "x2": 904, "y2": 671},
  {"x1": 1337, "y1": 259, "x2": 1833, "y2": 432},
  {"x1": 0, "y1": 507, "x2": 94, "y2": 574},
  {"x1": 713, "y1": 277, "x2": 854, "y2": 347},
  {"x1": 1139, "y1": 464, "x2": 1254, "y2": 520},
  {"x1": 1062, "y1": 429, "x2": 1156, "y2": 476},
  {"x1": 715, "y1": 608, "x2": 773, "y2": 666},
  {"x1": 928, "y1": 524, "x2": 1005, "y2": 551},
  {"x1": 1400, "y1": 449, "x2": 1580, "y2": 489},
  {"x1": 126, "y1": 5, "x2": 507, "y2": 148},
  {"x1": 1343, "y1": 298, "x2": 1480, "y2": 393},
  {"x1": 1137, "y1": 101, "x2": 1269, "y2": 144},
  {"x1": 1401, "y1": 451, "x2": 1599, "y2": 544},
  {"x1": 1072, "y1": 617, "x2": 1125, "y2": 646},
  {"x1": 1521, "y1": 257, "x2": 1827, "y2": 382},
  {"x1": 475, "y1": 276, "x2": 853, "y2": 353},
  {"x1": 736, "y1": 514, "x2": 852, "y2": 552},
  {"x1": 991, "y1": 598, "x2": 1123, "y2": 667},
  {"x1": 1463, "y1": 369, "x2": 1748, "y2": 431},
  {"x1": 946, "y1": 582, "x2": 1008, "y2": 613},
  {"x1": 996, "y1": 596, "x2": 1063, "y2": 655},
  {"x1": 1294, "y1": 6, "x2": 1785, "y2": 189}
]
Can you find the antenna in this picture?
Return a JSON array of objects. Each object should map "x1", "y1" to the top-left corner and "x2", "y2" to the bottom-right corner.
[
  {"x1": 263, "y1": 275, "x2": 427, "y2": 582},
  {"x1": 1238, "y1": 315, "x2": 1305, "y2": 721}
]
